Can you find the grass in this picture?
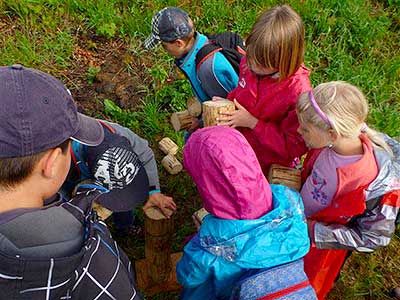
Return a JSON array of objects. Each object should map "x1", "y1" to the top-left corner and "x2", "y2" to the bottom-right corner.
[{"x1": 0, "y1": 0, "x2": 399, "y2": 299}]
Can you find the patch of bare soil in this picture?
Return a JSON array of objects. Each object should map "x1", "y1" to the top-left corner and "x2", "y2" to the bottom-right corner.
[{"x1": 65, "y1": 31, "x2": 153, "y2": 116}]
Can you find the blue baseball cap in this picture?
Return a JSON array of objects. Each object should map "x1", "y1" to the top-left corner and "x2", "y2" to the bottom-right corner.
[
  {"x1": 144, "y1": 7, "x2": 193, "y2": 49},
  {"x1": 0, "y1": 65, "x2": 104, "y2": 158}
]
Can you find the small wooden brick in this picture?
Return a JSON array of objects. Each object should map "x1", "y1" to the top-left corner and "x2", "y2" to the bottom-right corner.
[{"x1": 268, "y1": 164, "x2": 302, "y2": 191}]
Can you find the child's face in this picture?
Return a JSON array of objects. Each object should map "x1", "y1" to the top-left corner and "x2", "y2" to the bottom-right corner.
[
  {"x1": 297, "y1": 120, "x2": 330, "y2": 149},
  {"x1": 161, "y1": 40, "x2": 187, "y2": 59}
]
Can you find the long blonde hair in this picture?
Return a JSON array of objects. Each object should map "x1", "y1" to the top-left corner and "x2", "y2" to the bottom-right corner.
[
  {"x1": 297, "y1": 81, "x2": 392, "y2": 154},
  {"x1": 246, "y1": 5, "x2": 304, "y2": 81}
]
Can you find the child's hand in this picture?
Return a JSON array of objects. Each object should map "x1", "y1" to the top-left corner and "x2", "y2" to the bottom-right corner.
[
  {"x1": 217, "y1": 99, "x2": 258, "y2": 129},
  {"x1": 212, "y1": 96, "x2": 228, "y2": 102},
  {"x1": 143, "y1": 192, "x2": 177, "y2": 218}
]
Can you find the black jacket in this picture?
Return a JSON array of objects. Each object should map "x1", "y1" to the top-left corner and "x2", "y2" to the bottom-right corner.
[{"x1": 0, "y1": 187, "x2": 141, "y2": 300}]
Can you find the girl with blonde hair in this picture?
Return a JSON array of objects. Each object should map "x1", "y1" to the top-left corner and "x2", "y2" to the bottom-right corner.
[
  {"x1": 297, "y1": 81, "x2": 400, "y2": 299},
  {"x1": 216, "y1": 4, "x2": 311, "y2": 174}
]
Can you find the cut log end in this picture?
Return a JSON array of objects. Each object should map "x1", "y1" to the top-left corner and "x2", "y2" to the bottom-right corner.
[
  {"x1": 202, "y1": 100, "x2": 236, "y2": 127},
  {"x1": 187, "y1": 97, "x2": 202, "y2": 117}
]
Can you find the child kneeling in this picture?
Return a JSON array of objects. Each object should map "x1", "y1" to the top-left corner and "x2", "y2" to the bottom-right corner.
[
  {"x1": 296, "y1": 81, "x2": 400, "y2": 299},
  {"x1": 176, "y1": 126, "x2": 313, "y2": 300}
]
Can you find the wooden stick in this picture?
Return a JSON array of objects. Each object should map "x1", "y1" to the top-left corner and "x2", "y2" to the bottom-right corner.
[
  {"x1": 170, "y1": 110, "x2": 192, "y2": 132},
  {"x1": 161, "y1": 154, "x2": 183, "y2": 175},
  {"x1": 159, "y1": 137, "x2": 179, "y2": 156},
  {"x1": 268, "y1": 164, "x2": 302, "y2": 191},
  {"x1": 202, "y1": 100, "x2": 235, "y2": 127},
  {"x1": 144, "y1": 207, "x2": 174, "y2": 283},
  {"x1": 187, "y1": 97, "x2": 202, "y2": 117}
]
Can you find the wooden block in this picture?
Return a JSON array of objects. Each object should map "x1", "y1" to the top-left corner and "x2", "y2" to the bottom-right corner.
[
  {"x1": 143, "y1": 207, "x2": 175, "y2": 284},
  {"x1": 161, "y1": 154, "x2": 183, "y2": 175},
  {"x1": 170, "y1": 110, "x2": 192, "y2": 132},
  {"x1": 268, "y1": 164, "x2": 302, "y2": 191},
  {"x1": 187, "y1": 97, "x2": 202, "y2": 117},
  {"x1": 135, "y1": 252, "x2": 183, "y2": 295},
  {"x1": 159, "y1": 137, "x2": 179, "y2": 156},
  {"x1": 202, "y1": 100, "x2": 235, "y2": 127},
  {"x1": 193, "y1": 208, "x2": 209, "y2": 224}
]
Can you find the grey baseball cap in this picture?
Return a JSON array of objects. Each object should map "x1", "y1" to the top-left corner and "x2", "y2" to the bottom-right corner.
[
  {"x1": 144, "y1": 7, "x2": 193, "y2": 49},
  {"x1": 0, "y1": 65, "x2": 104, "y2": 158}
]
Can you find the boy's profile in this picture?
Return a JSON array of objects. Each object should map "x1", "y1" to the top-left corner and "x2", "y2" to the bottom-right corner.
[
  {"x1": 0, "y1": 65, "x2": 143, "y2": 299},
  {"x1": 145, "y1": 7, "x2": 239, "y2": 108}
]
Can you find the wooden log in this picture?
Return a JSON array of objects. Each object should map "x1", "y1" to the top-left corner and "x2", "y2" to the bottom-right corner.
[
  {"x1": 161, "y1": 154, "x2": 183, "y2": 175},
  {"x1": 193, "y1": 207, "x2": 209, "y2": 224},
  {"x1": 170, "y1": 110, "x2": 192, "y2": 132},
  {"x1": 268, "y1": 164, "x2": 302, "y2": 191},
  {"x1": 187, "y1": 97, "x2": 202, "y2": 117},
  {"x1": 135, "y1": 252, "x2": 182, "y2": 295},
  {"x1": 144, "y1": 207, "x2": 174, "y2": 283},
  {"x1": 159, "y1": 137, "x2": 179, "y2": 156},
  {"x1": 202, "y1": 100, "x2": 235, "y2": 127}
]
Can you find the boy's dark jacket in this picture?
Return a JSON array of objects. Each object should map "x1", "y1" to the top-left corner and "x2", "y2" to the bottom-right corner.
[{"x1": 0, "y1": 187, "x2": 141, "y2": 300}]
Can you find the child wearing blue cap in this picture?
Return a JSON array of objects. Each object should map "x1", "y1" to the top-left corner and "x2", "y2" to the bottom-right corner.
[{"x1": 0, "y1": 65, "x2": 143, "y2": 299}]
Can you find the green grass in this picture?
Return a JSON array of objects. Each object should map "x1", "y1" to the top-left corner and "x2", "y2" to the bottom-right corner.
[{"x1": 1, "y1": 1, "x2": 399, "y2": 299}]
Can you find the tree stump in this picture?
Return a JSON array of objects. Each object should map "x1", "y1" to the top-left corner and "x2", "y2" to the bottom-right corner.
[
  {"x1": 170, "y1": 110, "x2": 192, "y2": 132},
  {"x1": 187, "y1": 97, "x2": 202, "y2": 117},
  {"x1": 135, "y1": 207, "x2": 182, "y2": 295},
  {"x1": 202, "y1": 100, "x2": 235, "y2": 127},
  {"x1": 144, "y1": 207, "x2": 174, "y2": 283},
  {"x1": 161, "y1": 154, "x2": 183, "y2": 175},
  {"x1": 268, "y1": 164, "x2": 302, "y2": 191},
  {"x1": 159, "y1": 137, "x2": 179, "y2": 156}
]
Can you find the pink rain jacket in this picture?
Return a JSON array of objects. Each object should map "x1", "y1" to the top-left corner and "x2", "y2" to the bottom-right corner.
[{"x1": 183, "y1": 126, "x2": 272, "y2": 220}]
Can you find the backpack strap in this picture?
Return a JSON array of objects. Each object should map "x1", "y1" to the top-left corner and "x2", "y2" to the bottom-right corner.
[
  {"x1": 195, "y1": 43, "x2": 223, "y2": 71},
  {"x1": 97, "y1": 119, "x2": 116, "y2": 133}
]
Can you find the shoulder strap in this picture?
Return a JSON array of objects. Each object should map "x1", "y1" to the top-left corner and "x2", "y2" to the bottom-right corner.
[{"x1": 195, "y1": 43, "x2": 223, "y2": 70}]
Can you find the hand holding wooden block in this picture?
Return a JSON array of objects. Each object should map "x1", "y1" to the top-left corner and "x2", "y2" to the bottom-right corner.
[{"x1": 202, "y1": 100, "x2": 236, "y2": 127}]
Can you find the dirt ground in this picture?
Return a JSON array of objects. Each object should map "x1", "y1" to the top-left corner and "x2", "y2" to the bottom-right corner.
[{"x1": 65, "y1": 33, "x2": 152, "y2": 115}]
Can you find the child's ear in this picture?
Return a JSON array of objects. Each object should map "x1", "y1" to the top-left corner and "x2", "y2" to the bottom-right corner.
[
  {"x1": 174, "y1": 39, "x2": 186, "y2": 48},
  {"x1": 328, "y1": 129, "x2": 339, "y2": 143},
  {"x1": 41, "y1": 148, "x2": 63, "y2": 178}
]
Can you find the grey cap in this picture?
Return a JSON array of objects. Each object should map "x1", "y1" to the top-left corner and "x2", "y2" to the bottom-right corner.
[
  {"x1": 0, "y1": 65, "x2": 104, "y2": 158},
  {"x1": 144, "y1": 7, "x2": 193, "y2": 49}
]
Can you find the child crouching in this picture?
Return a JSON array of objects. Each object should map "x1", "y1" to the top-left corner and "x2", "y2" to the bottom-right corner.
[{"x1": 176, "y1": 126, "x2": 311, "y2": 300}]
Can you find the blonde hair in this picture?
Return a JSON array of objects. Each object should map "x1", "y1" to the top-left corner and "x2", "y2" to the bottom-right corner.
[
  {"x1": 246, "y1": 5, "x2": 304, "y2": 81},
  {"x1": 297, "y1": 81, "x2": 392, "y2": 154}
]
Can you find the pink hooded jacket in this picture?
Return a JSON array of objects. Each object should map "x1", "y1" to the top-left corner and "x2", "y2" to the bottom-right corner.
[{"x1": 183, "y1": 126, "x2": 272, "y2": 220}]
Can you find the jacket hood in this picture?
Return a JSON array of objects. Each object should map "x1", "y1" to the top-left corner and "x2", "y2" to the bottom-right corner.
[
  {"x1": 183, "y1": 126, "x2": 272, "y2": 220},
  {"x1": 195, "y1": 184, "x2": 310, "y2": 269},
  {"x1": 366, "y1": 134, "x2": 400, "y2": 200}
]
